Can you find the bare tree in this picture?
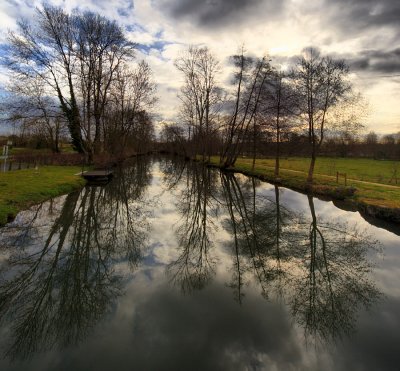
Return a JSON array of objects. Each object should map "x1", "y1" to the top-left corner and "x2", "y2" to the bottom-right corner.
[
  {"x1": 294, "y1": 48, "x2": 351, "y2": 183},
  {"x1": 105, "y1": 61, "x2": 157, "y2": 156},
  {"x1": 175, "y1": 46, "x2": 222, "y2": 161},
  {"x1": 382, "y1": 134, "x2": 396, "y2": 145},
  {"x1": 261, "y1": 69, "x2": 299, "y2": 177},
  {"x1": 5, "y1": 4, "x2": 136, "y2": 159},
  {"x1": 220, "y1": 49, "x2": 272, "y2": 168},
  {"x1": 160, "y1": 123, "x2": 188, "y2": 156},
  {"x1": 74, "y1": 11, "x2": 136, "y2": 156},
  {"x1": 328, "y1": 93, "x2": 367, "y2": 157},
  {"x1": 3, "y1": 77, "x2": 66, "y2": 152},
  {"x1": 365, "y1": 131, "x2": 378, "y2": 145}
]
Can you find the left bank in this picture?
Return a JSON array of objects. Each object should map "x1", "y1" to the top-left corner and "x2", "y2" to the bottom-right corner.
[{"x1": 0, "y1": 166, "x2": 86, "y2": 226}]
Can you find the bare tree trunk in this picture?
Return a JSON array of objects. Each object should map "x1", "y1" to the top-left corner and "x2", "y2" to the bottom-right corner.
[
  {"x1": 275, "y1": 142, "x2": 280, "y2": 178},
  {"x1": 307, "y1": 144, "x2": 316, "y2": 184},
  {"x1": 274, "y1": 76, "x2": 282, "y2": 178},
  {"x1": 275, "y1": 123, "x2": 280, "y2": 178},
  {"x1": 252, "y1": 116, "x2": 257, "y2": 171}
]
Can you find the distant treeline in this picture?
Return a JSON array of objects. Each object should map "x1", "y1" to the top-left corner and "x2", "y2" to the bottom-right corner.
[{"x1": 157, "y1": 132, "x2": 400, "y2": 160}]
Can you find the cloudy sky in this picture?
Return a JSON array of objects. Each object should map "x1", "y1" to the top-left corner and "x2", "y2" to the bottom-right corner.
[{"x1": 0, "y1": 0, "x2": 399, "y2": 133}]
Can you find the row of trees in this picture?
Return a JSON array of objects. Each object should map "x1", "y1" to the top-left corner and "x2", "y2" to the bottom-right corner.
[
  {"x1": 164, "y1": 46, "x2": 364, "y2": 183},
  {"x1": 2, "y1": 4, "x2": 156, "y2": 159},
  {"x1": 1, "y1": 4, "x2": 395, "y2": 171},
  {"x1": 323, "y1": 130, "x2": 400, "y2": 159}
]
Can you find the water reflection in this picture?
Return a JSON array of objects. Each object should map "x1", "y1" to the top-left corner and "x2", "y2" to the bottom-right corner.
[
  {"x1": 0, "y1": 158, "x2": 152, "y2": 359},
  {"x1": 0, "y1": 157, "x2": 389, "y2": 367},
  {"x1": 222, "y1": 174, "x2": 381, "y2": 341},
  {"x1": 168, "y1": 164, "x2": 382, "y2": 342},
  {"x1": 289, "y1": 195, "x2": 381, "y2": 342},
  {"x1": 220, "y1": 174, "x2": 295, "y2": 303},
  {"x1": 164, "y1": 161, "x2": 219, "y2": 294}
]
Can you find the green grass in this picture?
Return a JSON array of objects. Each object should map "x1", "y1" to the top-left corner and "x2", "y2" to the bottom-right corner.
[
  {"x1": 207, "y1": 156, "x2": 400, "y2": 209},
  {"x1": 0, "y1": 166, "x2": 85, "y2": 225},
  {"x1": 234, "y1": 157, "x2": 400, "y2": 185}
]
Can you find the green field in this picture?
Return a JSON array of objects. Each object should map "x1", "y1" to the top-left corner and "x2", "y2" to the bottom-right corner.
[
  {"x1": 208, "y1": 156, "x2": 400, "y2": 210},
  {"x1": 236, "y1": 157, "x2": 400, "y2": 185},
  {"x1": 0, "y1": 166, "x2": 85, "y2": 225}
]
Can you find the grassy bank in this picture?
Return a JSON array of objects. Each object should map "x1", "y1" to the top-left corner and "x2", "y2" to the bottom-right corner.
[
  {"x1": 0, "y1": 166, "x2": 85, "y2": 225},
  {"x1": 230, "y1": 157, "x2": 399, "y2": 185},
  {"x1": 206, "y1": 156, "x2": 400, "y2": 212}
]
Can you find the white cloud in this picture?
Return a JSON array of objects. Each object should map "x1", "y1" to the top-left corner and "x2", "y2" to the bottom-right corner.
[{"x1": 0, "y1": 0, "x2": 399, "y2": 132}]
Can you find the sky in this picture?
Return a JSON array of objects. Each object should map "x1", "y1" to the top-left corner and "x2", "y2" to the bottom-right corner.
[{"x1": 0, "y1": 0, "x2": 399, "y2": 134}]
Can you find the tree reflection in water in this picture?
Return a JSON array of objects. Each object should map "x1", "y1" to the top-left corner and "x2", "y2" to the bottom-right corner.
[
  {"x1": 0, "y1": 157, "x2": 152, "y2": 359},
  {"x1": 163, "y1": 160, "x2": 219, "y2": 294},
  {"x1": 0, "y1": 158, "x2": 384, "y2": 360},
  {"x1": 221, "y1": 173, "x2": 381, "y2": 342},
  {"x1": 220, "y1": 173, "x2": 296, "y2": 303},
  {"x1": 169, "y1": 165, "x2": 382, "y2": 342},
  {"x1": 289, "y1": 195, "x2": 381, "y2": 342}
]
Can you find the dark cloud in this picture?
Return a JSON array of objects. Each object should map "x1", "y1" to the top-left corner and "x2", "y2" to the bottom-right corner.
[
  {"x1": 346, "y1": 48, "x2": 400, "y2": 74},
  {"x1": 322, "y1": 0, "x2": 400, "y2": 49},
  {"x1": 271, "y1": 47, "x2": 400, "y2": 77},
  {"x1": 328, "y1": 0, "x2": 400, "y2": 31},
  {"x1": 158, "y1": 0, "x2": 400, "y2": 35},
  {"x1": 121, "y1": 285, "x2": 302, "y2": 370},
  {"x1": 159, "y1": 0, "x2": 284, "y2": 29}
]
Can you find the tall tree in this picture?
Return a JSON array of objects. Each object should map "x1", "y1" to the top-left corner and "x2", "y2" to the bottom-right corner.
[
  {"x1": 175, "y1": 46, "x2": 221, "y2": 160},
  {"x1": 106, "y1": 61, "x2": 156, "y2": 156},
  {"x1": 261, "y1": 69, "x2": 298, "y2": 177},
  {"x1": 220, "y1": 50, "x2": 272, "y2": 168},
  {"x1": 294, "y1": 48, "x2": 351, "y2": 183},
  {"x1": 5, "y1": 4, "x2": 136, "y2": 159}
]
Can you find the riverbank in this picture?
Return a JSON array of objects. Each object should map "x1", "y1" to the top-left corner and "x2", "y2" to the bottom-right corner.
[
  {"x1": 204, "y1": 157, "x2": 400, "y2": 223},
  {"x1": 0, "y1": 166, "x2": 86, "y2": 226}
]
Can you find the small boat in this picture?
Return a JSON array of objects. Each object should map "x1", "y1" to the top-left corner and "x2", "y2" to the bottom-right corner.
[{"x1": 81, "y1": 170, "x2": 113, "y2": 183}]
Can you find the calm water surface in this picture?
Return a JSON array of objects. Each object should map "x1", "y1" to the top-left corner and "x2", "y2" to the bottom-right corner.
[{"x1": 0, "y1": 157, "x2": 399, "y2": 371}]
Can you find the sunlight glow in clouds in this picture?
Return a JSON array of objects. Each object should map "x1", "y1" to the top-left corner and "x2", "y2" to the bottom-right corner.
[{"x1": 0, "y1": 0, "x2": 399, "y2": 133}]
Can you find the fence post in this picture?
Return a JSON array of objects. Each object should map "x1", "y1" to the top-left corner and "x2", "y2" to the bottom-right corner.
[{"x1": 336, "y1": 171, "x2": 339, "y2": 183}]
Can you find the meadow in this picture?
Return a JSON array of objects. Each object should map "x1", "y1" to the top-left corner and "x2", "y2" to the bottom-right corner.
[
  {"x1": 0, "y1": 166, "x2": 85, "y2": 225},
  {"x1": 208, "y1": 156, "x2": 400, "y2": 210}
]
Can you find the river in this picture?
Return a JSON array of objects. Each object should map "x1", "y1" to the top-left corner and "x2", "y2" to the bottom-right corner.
[{"x1": 0, "y1": 156, "x2": 399, "y2": 371}]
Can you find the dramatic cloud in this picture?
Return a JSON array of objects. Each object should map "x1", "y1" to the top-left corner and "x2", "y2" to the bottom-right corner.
[
  {"x1": 159, "y1": 0, "x2": 284, "y2": 29},
  {"x1": 348, "y1": 48, "x2": 400, "y2": 74},
  {"x1": 327, "y1": 0, "x2": 400, "y2": 33},
  {"x1": 0, "y1": 0, "x2": 399, "y2": 132}
]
